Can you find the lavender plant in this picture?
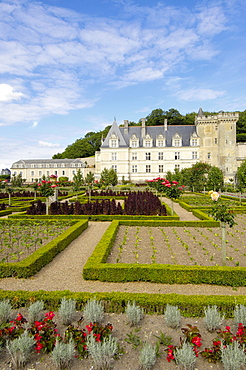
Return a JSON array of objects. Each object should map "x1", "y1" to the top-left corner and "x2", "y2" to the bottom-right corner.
[
  {"x1": 139, "y1": 343, "x2": 157, "y2": 369},
  {"x1": 6, "y1": 331, "x2": 35, "y2": 369},
  {"x1": 174, "y1": 341, "x2": 196, "y2": 370},
  {"x1": 58, "y1": 298, "x2": 76, "y2": 325},
  {"x1": 51, "y1": 339, "x2": 75, "y2": 369},
  {"x1": 0, "y1": 299, "x2": 12, "y2": 323},
  {"x1": 204, "y1": 305, "x2": 224, "y2": 332},
  {"x1": 234, "y1": 305, "x2": 246, "y2": 326},
  {"x1": 86, "y1": 333, "x2": 118, "y2": 370},
  {"x1": 83, "y1": 299, "x2": 104, "y2": 324},
  {"x1": 28, "y1": 300, "x2": 44, "y2": 323},
  {"x1": 125, "y1": 301, "x2": 144, "y2": 326},
  {"x1": 221, "y1": 341, "x2": 246, "y2": 370},
  {"x1": 164, "y1": 304, "x2": 181, "y2": 329}
]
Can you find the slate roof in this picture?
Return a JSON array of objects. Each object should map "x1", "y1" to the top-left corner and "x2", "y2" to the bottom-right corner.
[
  {"x1": 11, "y1": 158, "x2": 86, "y2": 168},
  {"x1": 102, "y1": 121, "x2": 197, "y2": 148}
]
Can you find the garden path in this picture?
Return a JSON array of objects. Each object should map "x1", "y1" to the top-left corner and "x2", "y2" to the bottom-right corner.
[{"x1": 1, "y1": 202, "x2": 246, "y2": 296}]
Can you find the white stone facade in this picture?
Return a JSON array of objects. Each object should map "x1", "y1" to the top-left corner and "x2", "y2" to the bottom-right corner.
[
  {"x1": 10, "y1": 158, "x2": 94, "y2": 183},
  {"x1": 95, "y1": 110, "x2": 242, "y2": 183}
]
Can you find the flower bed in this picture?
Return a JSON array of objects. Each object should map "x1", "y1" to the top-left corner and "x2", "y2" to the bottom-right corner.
[{"x1": 1, "y1": 300, "x2": 246, "y2": 369}]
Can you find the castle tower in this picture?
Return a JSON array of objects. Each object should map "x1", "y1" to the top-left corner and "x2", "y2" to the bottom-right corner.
[{"x1": 195, "y1": 109, "x2": 239, "y2": 180}]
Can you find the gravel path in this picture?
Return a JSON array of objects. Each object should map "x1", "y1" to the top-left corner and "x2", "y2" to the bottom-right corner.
[{"x1": 0, "y1": 200, "x2": 245, "y2": 296}]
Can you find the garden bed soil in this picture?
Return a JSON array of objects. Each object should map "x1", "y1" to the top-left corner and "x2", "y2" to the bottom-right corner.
[
  {"x1": 107, "y1": 215, "x2": 246, "y2": 267},
  {"x1": 0, "y1": 310, "x2": 235, "y2": 370}
]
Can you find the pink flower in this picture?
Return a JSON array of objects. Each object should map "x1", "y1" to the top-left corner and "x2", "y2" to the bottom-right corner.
[{"x1": 191, "y1": 336, "x2": 202, "y2": 347}]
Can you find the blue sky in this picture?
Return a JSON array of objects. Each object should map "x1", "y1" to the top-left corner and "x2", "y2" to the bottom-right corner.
[{"x1": 1, "y1": 0, "x2": 246, "y2": 169}]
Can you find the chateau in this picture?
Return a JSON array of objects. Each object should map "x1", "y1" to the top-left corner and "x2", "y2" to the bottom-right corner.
[
  {"x1": 11, "y1": 109, "x2": 245, "y2": 184},
  {"x1": 95, "y1": 109, "x2": 240, "y2": 183}
]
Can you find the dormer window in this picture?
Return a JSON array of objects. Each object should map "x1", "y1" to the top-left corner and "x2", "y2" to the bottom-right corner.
[
  {"x1": 130, "y1": 134, "x2": 139, "y2": 148},
  {"x1": 191, "y1": 138, "x2": 198, "y2": 146},
  {"x1": 109, "y1": 133, "x2": 119, "y2": 148},
  {"x1": 172, "y1": 134, "x2": 182, "y2": 147},
  {"x1": 143, "y1": 134, "x2": 153, "y2": 147},
  {"x1": 156, "y1": 134, "x2": 165, "y2": 147}
]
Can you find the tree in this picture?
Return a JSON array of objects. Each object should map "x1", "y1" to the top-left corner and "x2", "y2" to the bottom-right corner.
[
  {"x1": 11, "y1": 173, "x2": 25, "y2": 187},
  {"x1": 181, "y1": 162, "x2": 211, "y2": 192},
  {"x1": 73, "y1": 169, "x2": 84, "y2": 199},
  {"x1": 207, "y1": 166, "x2": 224, "y2": 191},
  {"x1": 145, "y1": 109, "x2": 166, "y2": 126},
  {"x1": 236, "y1": 159, "x2": 246, "y2": 190},
  {"x1": 100, "y1": 168, "x2": 118, "y2": 187}
]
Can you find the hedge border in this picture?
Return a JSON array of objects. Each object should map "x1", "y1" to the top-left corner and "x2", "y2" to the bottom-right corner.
[
  {"x1": 0, "y1": 219, "x2": 88, "y2": 278},
  {"x1": 83, "y1": 220, "x2": 246, "y2": 286},
  {"x1": 1, "y1": 290, "x2": 245, "y2": 318},
  {"x1": 8, "y1": 214, "x2": 179, "y2": 221}
]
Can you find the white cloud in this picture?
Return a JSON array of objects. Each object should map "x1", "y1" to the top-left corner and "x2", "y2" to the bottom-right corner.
[
  {"x1": 0, "y1": 0, "x2": 232, "y2": 125},
  {"x1": 0, "y1": 84, "x2": 24, "y2": 102},
  {"x1": 176, "y1": 88, "x2": 226, "y2": 101},
  {"x1": 38, "y1": 141, "x2": 60, "y2": 148},
  {"x1": 31, "y1": 121, "x2": 38, "y2": 127}
]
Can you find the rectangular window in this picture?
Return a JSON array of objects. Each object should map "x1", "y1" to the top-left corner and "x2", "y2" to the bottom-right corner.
[
  {"x1": 131, "y1": 141, "x2": 138, "y2": 148},
  {"x1": 214, "y1": 138, "x2": 218, "y2": 144},
  {"x1": 157, "y1": 140, "x2": 164, "y2": 147},
  {"x1": 31, "y1": 171, "x2": 34, "y2": 176},
  {"x1": 112, "y1": 165, "x2": 117, "y2": 172},
  {"x1": 62, "y1": 170, "x2": 65, "y2": 176},
  {"x1": 39, "y1": 171, "x2": 42, "y2": 176},
  {"x1": 132, "y1": 165, "x2": 137, "y2": 173},
  {"x1": 145, "y1": 140, "x2": 151, "y2": 147},
  {"x1": 208, "y1": 152, "x2": 211, "y2": 159},
  {"x1": 111, "y1": 139, "x2": 117, "y2": 148},
  {"x1": 192, "y1": 151, "x2": 198, "y2": 160},
  {"x1": 174, "y1": 139, "x2": 181, "y2": 147},
  {"x1": 158, "y1": 152, "x2": 163, "y2": 160},
  {"x1": 175, "y1": 164, "x2": 180, "y2": 170},
  {"x1": 46, "y1": 171, "x2": 49, "y2": 176},
  {"x1": 159, "y1": 165, "x2": 164, "y2": 173},
  {"x1": 111, "y1": 153, "x2": 117, "y2": 161},
  {"x1": 191, "y1": 139, "x2": 198, "y2": 146},
  {"x1": 54, "y1": 171, "x2": 57, "y2": 175},
  {"x1": 175, "y1": 152, "x2": 180, "y2": 160},
  {"x1": 132, "y1": 152, "x2": 137, "y2": 160},
  {"x1": 146, "y1": 152, "x2": 151, "y2": 160},
  {"x1": 146, "y1": 165, "x2": 151, "y2": 173}
]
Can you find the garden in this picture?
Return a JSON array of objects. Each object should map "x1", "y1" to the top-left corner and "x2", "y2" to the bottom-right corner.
[
  {"x1": 1, "y1": 184, "x2": 246, "y2": 369},
  {"x1": 1, "y1": 297, "x2": 246, "y2": 369},
  {"x1": 107, "y1": 214, "x2": 246, "y2": 267}
]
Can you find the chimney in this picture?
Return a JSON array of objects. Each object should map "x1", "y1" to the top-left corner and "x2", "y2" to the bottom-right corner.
[
  {"x1": 141, "y1": 118, "x2": 146, "y2": 137},
  {"x1": 124, "y1": 120, "x2": 129, "y2": 134},
  {"x1": 164, "y1": 118, "x2": 168, "y2": 131}
]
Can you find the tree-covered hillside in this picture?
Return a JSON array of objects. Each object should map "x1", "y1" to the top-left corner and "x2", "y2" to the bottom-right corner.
[{"x1": 53, "y1": 109, "x2": 246, "y2": 159}]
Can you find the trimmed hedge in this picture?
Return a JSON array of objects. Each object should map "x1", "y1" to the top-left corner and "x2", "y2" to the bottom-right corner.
[
  {"x1": 8, "y1": 214, "x2": 179, "y2": 221},
  {"x1": 0, "y1": 220, "x2": 88, "y2": 278},
  {"x1": 0, "y1": 209, "x2": 12, "y2": 216},
  {"x1": 83, "y1": 220, "x2": 245, "y2": 286},
  {"x1": 0, "y1": 290, "x2": 245, "y2": 318}
]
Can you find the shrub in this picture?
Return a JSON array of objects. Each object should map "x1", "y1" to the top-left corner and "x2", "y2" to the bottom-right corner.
[
  {"x1": 139, "y1": 343, "x2": 157, "y2": 369},
  {"x1": 6, "y1": 331, "x2": 35, "y2": 369},
  {"x1": 0, "y1": 299, "x2": 12, "y2": 323},
  {"x1": 51, "y1": 339, "x2": 75, "y2": 369},
  {"x1": 164, "y1": 304, "x2": 181, "y2": 329},
  {"x1": 125, "y1": 301, "x2": 143, "y2": 326},
  {"x1": 204, "y1": 305, "x2": 224, "y2": 332},
  {"x1": 86, "y1": 333, "x2": 118, "y2": 370},
  {"x1": 83, "y1": 299, "x2": 104, "y2": 324},
  {"x1": 174, "y1": 341, "x2": 196, "y2": 369},
  {"x1": 221, "y1": 341, "x2": 246, "y2": 370},
  {"x1": 234, "y1": 305, "x2": 246, "y2": 326},
  {"x1": 28, "y1": 300, "x2": 44, "y2": 323},
  {"x1": 58, "y1": 298, "x2": 76, "y2": 325}
]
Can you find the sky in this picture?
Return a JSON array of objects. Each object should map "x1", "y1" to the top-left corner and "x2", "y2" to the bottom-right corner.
[{"x1": 1, "y1": 0, "x2": 246, "y2": 169}]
